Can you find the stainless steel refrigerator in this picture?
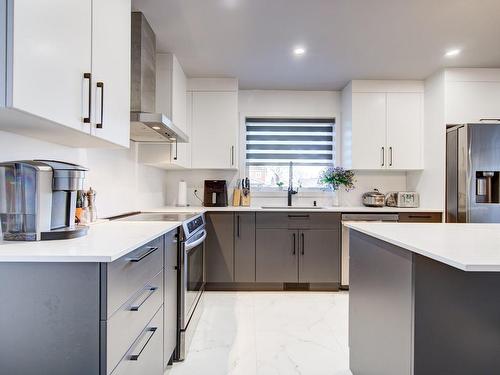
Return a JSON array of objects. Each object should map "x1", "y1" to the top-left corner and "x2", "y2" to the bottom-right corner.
[{"x1": 446, "y1": 123, "x2": 500, "y2": 223}]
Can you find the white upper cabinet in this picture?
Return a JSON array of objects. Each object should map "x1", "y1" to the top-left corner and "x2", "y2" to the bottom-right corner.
[
  {"x1": 386, "y1": 93, "x2": 423, "y2": 169},
  {"x1": 351, "y1": 93, "x2": 387, "y2": 169},
  {"x1": 342, "y1": 80, "x2": 424, "y2": 170},
  {"x1": 91, "y1": 0, "x2": 131, "y2": 148},
  {"x1": 189, "y1": 78, "x2": 238, "y2": 169},
  {"x1": 445, "y1": 69, "x2": 500, "y2": 124},
  {"x1": 153, "y1": 53, "x2": 190, "y2": 169},
  {"x1": 0, "y1": 0, "x2": 130, "y2": 147}
]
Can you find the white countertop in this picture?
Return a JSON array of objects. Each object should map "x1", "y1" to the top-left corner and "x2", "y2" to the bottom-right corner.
[
  {"x1": 146, "y1": 205, "x2": 443, "y2": 213},
  {"x1": 345, "y1": 222, "x2": 500, "y2": 272},
  {"x1": 0, "y1": 221, "x2": 181, "y2": 262}
]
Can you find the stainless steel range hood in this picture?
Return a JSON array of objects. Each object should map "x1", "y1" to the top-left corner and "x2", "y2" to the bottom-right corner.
[{"x1": 130, "y1": 12, "x2": 188, "y2": 143}]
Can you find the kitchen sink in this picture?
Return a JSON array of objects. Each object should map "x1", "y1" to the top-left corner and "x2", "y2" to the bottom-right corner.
[{"x1": 260, "y1": 206, "x2": 325, "y2": 209}]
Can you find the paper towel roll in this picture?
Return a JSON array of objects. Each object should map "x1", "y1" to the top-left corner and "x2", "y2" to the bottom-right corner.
[{"x1": 177, "y1": 181, "x2": 187, "y2": 207}]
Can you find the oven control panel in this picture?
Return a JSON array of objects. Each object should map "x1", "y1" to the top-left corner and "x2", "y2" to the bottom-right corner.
[{"x1": 185, "y1": 214, "x2": 205, "y2": 236}]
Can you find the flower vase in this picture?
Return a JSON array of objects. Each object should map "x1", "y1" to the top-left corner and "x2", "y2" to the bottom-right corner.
[{"x1": 332, "y1": 190, "x2": 340, "y2": 206}]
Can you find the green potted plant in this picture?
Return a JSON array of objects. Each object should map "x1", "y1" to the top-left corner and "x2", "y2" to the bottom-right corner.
[{"x1": 319, "y1": 167, "x2": 356, "y2": 206}]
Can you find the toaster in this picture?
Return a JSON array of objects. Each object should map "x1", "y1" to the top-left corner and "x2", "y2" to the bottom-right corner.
[{"x1": 385, "y1": 192, "x2": 420, "y2": 208}]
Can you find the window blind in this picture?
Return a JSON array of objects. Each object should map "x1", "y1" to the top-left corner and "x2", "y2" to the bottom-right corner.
[{"x1": 245, "y1": 118, "x2": 335, "y2": 166}]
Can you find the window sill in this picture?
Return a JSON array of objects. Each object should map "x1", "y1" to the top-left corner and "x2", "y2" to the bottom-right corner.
[{"x1": 251, "y1": 189, "x2": 332, "y2": 198}]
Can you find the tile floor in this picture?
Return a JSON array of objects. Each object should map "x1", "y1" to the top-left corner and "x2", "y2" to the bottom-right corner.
[{"x1": 167, "y1": 291, "x2": 352, "y2": 375}]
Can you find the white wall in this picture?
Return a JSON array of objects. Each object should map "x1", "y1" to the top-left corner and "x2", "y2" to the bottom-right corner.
[
  {"x1": 407, "y1": 71, "x2": 446, "y2": 210},
  {"x1": 0, "y1": 131, "x2": 168, "y2": 217},
  {"x1": 165, "y1": 90, "x2": 407, "y2": 207}
]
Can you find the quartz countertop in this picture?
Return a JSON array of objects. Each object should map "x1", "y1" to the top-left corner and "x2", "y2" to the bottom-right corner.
[
  {"x1": 0, "y1": 221, "x2": 181, "y2": 262},
  {"x1": 345, "y1": 222, "x2": 500, "y2": 272},
  {"x1": 145, "y1": 205, "x2": 443, "y2": 213}
]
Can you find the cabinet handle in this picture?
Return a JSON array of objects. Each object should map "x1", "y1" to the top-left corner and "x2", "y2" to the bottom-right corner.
[
  {"x1": 130, "y1": 286, "x2": 158, "y2": 311},
  {"x1": 230, "y1": 146, "x2": 235, "y2": 166},
  {"x1": 83, "y1": 73, "x2": 92, "y2": 123},
  {"x1": 236, "y1": 215, "x2": 240, "y2": 237},
  {"x1": 126, "y1": 246, "x2": 158, "y2": 262},
  {"x1": 288, "y1": 214, "x2": 309, "y2": 218},
  {"x1": 96, "y1": 81, "x2": 104, "y2": 128},
  {"x1": 128, "y1": 327, "x2": 158, "y2": 361},
  {"x1": 389, "y1": 146, "x2": 393, "y2": 167},
  {"x1": 292, "y1": 233, "x2": 296, "y2": 255},
  {"x1": 381, "y1": 147, "x2": 385, "y2": 167},
  {"x1": 173, "y1": 138, "x2": 178, "y2": 160},
  {"x1": 301, "y1": 233, "x2": 305, "y2": 255}
]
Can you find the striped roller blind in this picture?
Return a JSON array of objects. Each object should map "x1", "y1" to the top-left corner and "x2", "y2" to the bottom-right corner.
[{"x1": 246, "y1": 118, "x2": 335, "y2": 166}]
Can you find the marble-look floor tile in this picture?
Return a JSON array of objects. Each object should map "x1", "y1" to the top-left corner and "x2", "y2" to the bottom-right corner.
[{"x1": 167, "y1": 291, "x2": 352, "y2": 375}]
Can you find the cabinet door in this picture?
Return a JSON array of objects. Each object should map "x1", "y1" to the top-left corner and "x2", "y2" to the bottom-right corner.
[
  {"x1": 205, "y1": 212, "x2": 234, "y2": 283},
  {"x1": 234, "y1": 212, "x2": 256, "y2": 282},
  {"x1": 256, "y1": 229, "x2": 298, "y2": 282},
  {"x1": 11, "y1": 0, "x2": 92, "y2": 133},
  {"x1": 351, "y1": 93, "x2": 387, "y2": 169},
  {"x1": 191, "y1": 91, "x2": 238, "y2": 169},
  {"x1": 386, "y1": 93, "x2": 423, "y2": 170},
  {"x1": 164, "y1": 230, "x2": 178, "y2": 366},
  {"x1": 170, "y1": 91, "x2": 192, "y2": 168},
  {"x1": 91, "y1": 0, "x2": 131, "y2": 147},
  {"x1": 299, "y1": 229, "x2": 340, "y2": 283}
]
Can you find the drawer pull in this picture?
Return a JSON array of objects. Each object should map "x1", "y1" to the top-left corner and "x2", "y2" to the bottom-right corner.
[
  {"x1": 408, "y1": 215, "x2": 432, "y2": 219},
  {"x1": 128, "y1": 327, "x2": 158, "y2": 361},
  {"x1": 288, "y1": 214, "x2": 310, "y2": 218},
  {"x1": 130, "y1": 286, "x2": 159, "y2": 311},
  {"x1": 126, "y1": 246, "x2": 158, "y2": 262}
]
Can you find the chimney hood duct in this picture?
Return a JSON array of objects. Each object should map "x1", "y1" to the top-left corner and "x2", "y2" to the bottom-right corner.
[{"x1": 130, "y1": 12, "x2": 188, "y2": 143}]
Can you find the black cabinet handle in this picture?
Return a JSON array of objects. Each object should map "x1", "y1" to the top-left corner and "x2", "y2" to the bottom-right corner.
[
  {"x1": 292, "y1": 233, "x2": 296, "y2": 255},
  {"x1": 301, "y1": 233, "x2": 305, "y2": 255},
  {"x1": 381, "y1": 146, "x2": 385, "y2": 167},
  {"x1": 83, "y1": 73, "x2": 92, "y2": 123},
  {"x1": 288, "y1": 214, "x2": 310, "y2": 218},
  {"x1": 126, "y1": 246, "x2": 158, "y2": 262},
  {"x1": 130, "y1": 286, "x2": 158, "y2": 311},
  {"x1": 389, "y1": 146, "x2": 393, "y2": 167},
  {"x1": 129, "y1": 327, "x2": 158, "y2": 361},
  {"x1": 408, "y1": 215, "x2": 432, "y2": 219},
  {"x1": 236, "y1": 215, "x2": 240, "y2": 237},
  {"x1": 96, "y1": 81, "x2": 104, "y2": 128}
]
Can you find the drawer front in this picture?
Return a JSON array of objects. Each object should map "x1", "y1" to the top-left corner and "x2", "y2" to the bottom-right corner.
[
  {"x1": 106, "y1": 236, "x2": 164, "y2": 317},
  {"x1": 110, "y1": 306, "x2": 164, "y2": 375},
  {"x1": 256, "y1": 212, "x2": 341, "y2": 229},
  {"x1": 399, "y1": 212, "x2": 442, "y2": 223},
  {"x1": 106, "y1": 271, "x2": 163, "y2": 375}
]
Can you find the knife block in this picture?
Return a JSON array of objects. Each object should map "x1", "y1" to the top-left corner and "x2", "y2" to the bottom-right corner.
[
  {"x1": 232, "y1": 188, "x2": 241, "y2": 206},
  {"x1": 240, "y1": 189, "x2": 251, "y2": 206}
]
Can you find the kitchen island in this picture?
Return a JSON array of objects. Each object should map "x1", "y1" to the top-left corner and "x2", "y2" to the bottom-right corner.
[{"x1": 345, "y1": 222, "x2": 500, "y2": 375}]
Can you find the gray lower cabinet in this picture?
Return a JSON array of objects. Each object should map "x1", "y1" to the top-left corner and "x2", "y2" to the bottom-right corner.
[
  {"x1": 299, "y1": 229, "x2": 340, "y2": 283},
  {"x1": 163, "y1": 229, "x2": 178, "y2": 367},
  {"x1": 205, "y1": 212, "x2": 234, "y2": 282},
  {"x1": 0, "y1": 232, "x2": 178, "y2": 375},
  {"x1": 256, "y1": 228, "x2": 298, "y2": 282},
  {"x1": 234, "y1": 212, "x2": 256, "y2": 282}
]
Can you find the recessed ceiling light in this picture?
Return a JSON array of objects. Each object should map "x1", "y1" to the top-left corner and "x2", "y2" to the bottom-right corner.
[
  {"x1": 445, "y1": 48, "x2": 461, "y2": 57},
  {"x1": 293, "y1": 47, "x2": 306, "y2": 56},
  {"x1": 152, "y1": 126, "x2": 161, "y2": 130}
]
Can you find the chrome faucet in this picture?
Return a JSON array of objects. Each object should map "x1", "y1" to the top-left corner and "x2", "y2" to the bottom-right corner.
[{"x1": 287, "y1": 161, "x2": 298, "y2": 206}]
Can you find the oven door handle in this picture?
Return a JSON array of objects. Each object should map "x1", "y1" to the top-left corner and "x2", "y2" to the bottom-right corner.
[{"x1": 185, "y1": 229, "x2": 207, "y2": 252}]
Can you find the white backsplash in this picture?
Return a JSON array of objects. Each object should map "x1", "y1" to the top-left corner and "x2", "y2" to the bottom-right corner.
[
  {"x1": 0, "y1": 131, "x2": 168, "y2": 218},
  {"x1": 164, "y1": 170, "x2": 407, "y2": 207}
]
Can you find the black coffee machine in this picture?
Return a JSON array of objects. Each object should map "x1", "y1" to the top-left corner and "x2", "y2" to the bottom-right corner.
[{"x1": 203, "y1": 180, "x2": 228, "y2": 207}]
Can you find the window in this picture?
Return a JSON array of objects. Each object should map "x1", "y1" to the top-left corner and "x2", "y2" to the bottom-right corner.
[{"x1": 245, "y1": 118, "x2": 335, "y2": 190}]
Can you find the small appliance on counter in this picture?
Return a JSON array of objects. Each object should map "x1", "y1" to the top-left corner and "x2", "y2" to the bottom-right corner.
[
  {"x1": 0, "y1": 160, "x2": 88, "y2": 241},
  {"x1": 203, "y1": 180, "x2": 228, "y2": 207},
  {"x1": 361, "y1": 188, "x2": 385, "y2": 207},
  {"x1": 385, "y1": 191, "x2": 420, "y2": 208}
]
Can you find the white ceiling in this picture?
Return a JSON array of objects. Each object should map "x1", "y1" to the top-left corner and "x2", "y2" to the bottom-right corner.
[{"x1": 132, "y1": 0, "x2": 500, "y2": 90}]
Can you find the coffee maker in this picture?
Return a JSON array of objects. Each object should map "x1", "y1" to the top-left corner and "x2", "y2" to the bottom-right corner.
[
  {"x1": 203, "y1": 180, "x2": 228, "y2": 207},
  {"x1": 0, "y1": 160, "x2": 88, "y2": 241}
]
